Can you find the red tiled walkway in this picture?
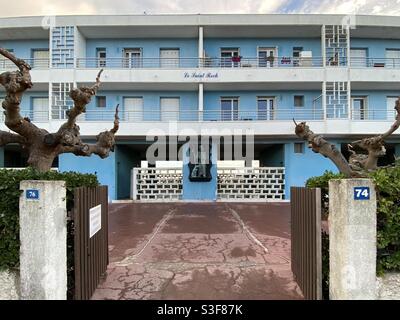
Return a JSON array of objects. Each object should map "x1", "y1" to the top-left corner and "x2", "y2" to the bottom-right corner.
[{"x1": 92, "y1": 202, "x2": 303, "y2": 300}]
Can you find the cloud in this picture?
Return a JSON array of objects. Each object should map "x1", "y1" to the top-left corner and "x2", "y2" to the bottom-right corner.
[{"x1": 0, "y1": 0, "x2": 399, "y2": 17}]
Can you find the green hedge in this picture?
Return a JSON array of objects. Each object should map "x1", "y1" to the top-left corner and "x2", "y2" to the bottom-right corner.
[
  {"x1": 306, "y1": 167, "x2": 400, "y2": 298},
  {"x1": 0, "y1": 168, "x2": 99, "y2": 298}
]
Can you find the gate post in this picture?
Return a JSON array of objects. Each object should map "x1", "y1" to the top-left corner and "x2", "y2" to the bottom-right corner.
[
  {"x1": 19, "y1": 180, "x2": 67, "y2": 300},
  {"x1": 328, "y1": 179, "x2": 376, "y2": 300}
]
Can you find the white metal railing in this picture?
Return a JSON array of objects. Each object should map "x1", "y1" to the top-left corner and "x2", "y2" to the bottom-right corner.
[
  {"x1": 0, "y1": 110, "x2": 49, "y2": 122},
  {"x1": 351, "y1": 107, "x2": 398, "y2": 120},
  {"x1": 217, "y1": 167, "x2": 285, "y2": 201},
  {"x1": 0, "y1": 58, "x2": 50, "y2": 70},
  {"x1": 131, "y1": 167, "x2": 183, "y2": 201},
  {"x1": 49, "y1": 109, "x2": 325, "y2": 122},
  {"x1": 0, "y1": 108, "x2": 396, "y2": 123},
  {"x1": 76, "y1": 56, "x2": 324, "y2": 69}
]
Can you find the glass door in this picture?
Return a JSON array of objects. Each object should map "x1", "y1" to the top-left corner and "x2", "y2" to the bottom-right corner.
[
  {"x1": 257, "y1": 97, "x2": 275, "y2": 120},
  {"x1": 32, "y1": 97, "x2": 49, "y2": 122},
  {"x1": 97, "y1": 49, "x2": 106, "y2": 68},
  {"x1": 351, "y1": 97, "x2": 367, "y2": 120},
  {"x1": 220, "y1": 48, "x2": 239, "y2": 68},
  {"x1": 221, "y1": 97, "x2": 239, "y2": 121},
  {"x1": 387, "y1": 96, "x2": 399, "y2": 120},
  {"x1": 123, "y1": 48, "x2": 142, "y2": 68},
  {"x1": 386, "y1": 49, "x2": 400, "y2": 68},
  {"x1": 32, "y1": 49, "x2": 49, "y2": 68},
  {"x1": 350, "y1": 48, "x2": 367, "y2": 67},
  {"x1": 160, "y1": 97, "x2": 180, "y2": 121},
  {"x1": 258, "y1": 47, "x2": 277, "y2": 67},
  {"x1": 160, "y1": 49, "x2": 180, "y2": 68},
  {"x1": 124, "y1": 97, "x2": 143, "y2": 121}
]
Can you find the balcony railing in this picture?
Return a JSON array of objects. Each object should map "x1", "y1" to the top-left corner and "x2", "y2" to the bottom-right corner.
[
  {"x1": 351, "y1": 107, "x2": 398, "y2": 120},
  {"x1": 0, "y1": 58, "x2": 50, "y2": 70},
  {"x1": 76, "y1": 56, "x2": 324, "y2": 69},
  {"x1": 1, "y1": 57, "x2": 400, "y2": 70},
  {"x1": 0, "y1": 108, "x2": 396, "y2": 124},
  {"x1": 49, "y1": 109, "x2": 325, "y2": 121}
]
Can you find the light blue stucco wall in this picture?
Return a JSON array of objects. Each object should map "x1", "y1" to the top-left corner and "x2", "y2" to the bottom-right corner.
[
  {"x1": 351, "y1": 39, "x2": 400, "y2": 58},
  {"x1": 59, "y1": 151, "x2": 117, "y2": 200},
  {"x1": 84, "y1": 90, "x2": 198, "y2": 121},
  {"x1": 203, "y1": 90, "x2": 321, "y2": 120},
  {"x1": 182, "y1": 142, "x2": 218, "y2": 201},
  {"x1": 0, "y1": 40, "x2": 49, "y2": 59},
  {"x1": 204, "y1": 38, "x2": 321, "y2": 58},
  {"x1": 284, "y1": 141, "x2": 339, "y2": 199},
  {"x1": 86, "y1": 39, "x2": 198, "y2": 58},
  {"x1": 352, "y1": 90, "x2": 400, "y2": 120},
  {"x1": 0, "y1": 91, "x2": 49, "y2": 114}
]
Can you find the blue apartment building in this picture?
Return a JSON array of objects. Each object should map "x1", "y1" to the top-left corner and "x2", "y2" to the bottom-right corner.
[{"x1": 1, "y1": 14, "x2": 400, "y2": 201}]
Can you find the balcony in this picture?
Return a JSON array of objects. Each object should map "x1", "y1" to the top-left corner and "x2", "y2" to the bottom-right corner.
[
  {"x1": 49, "y1": 108, "x2": 324, "y2": 122},
  {"x1": 76, "y1": 56, "x2": 324, "y2": 69},
  {"x1": 0, "y1": 58, "x2": 50, "y2": 70}
]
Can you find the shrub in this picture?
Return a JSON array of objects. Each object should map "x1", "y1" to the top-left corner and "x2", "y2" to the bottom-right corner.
[
  {"x1": 305, "y1": 170, "x2": 345, "y2": 217},
  {"x1": 0, "y1": 168, "x2": 99, "y2": 298}
]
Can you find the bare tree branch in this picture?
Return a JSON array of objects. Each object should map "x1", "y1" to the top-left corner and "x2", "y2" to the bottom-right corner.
[
  {"x1": 0, "y1": 130, "x2": 26, "y2": 146},
  {"x1": 0, "y1": 48, "x2": 43, "y2": 139},
  {"x1": 0, "y1": 48, "x2": 119, "y2": 172},
  {"x1": 294, "y1": 119, "x2": 359, "y2": 177}
]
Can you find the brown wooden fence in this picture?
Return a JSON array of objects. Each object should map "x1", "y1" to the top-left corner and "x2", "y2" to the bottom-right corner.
[
  {"x1": 73, "y1": 186, "x2": 109, "y2": 300},
  {"x1": 291, "y1": 187, "x2": 322, "y2": 300}
]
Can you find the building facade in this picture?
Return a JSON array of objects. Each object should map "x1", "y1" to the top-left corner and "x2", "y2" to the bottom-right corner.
[{"x1": 1, "y1": 14, "x2": 400, "y2": 200}]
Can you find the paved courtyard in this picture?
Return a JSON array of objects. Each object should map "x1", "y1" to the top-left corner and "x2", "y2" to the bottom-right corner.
[{"x1": 92, "y1": 202, "x2": 303, "y2": 300}]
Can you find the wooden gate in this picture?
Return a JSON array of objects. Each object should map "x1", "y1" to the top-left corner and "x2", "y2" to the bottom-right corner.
[
  {"x1": 73, "y1": 186, "x2": 109, "y2": 300},
  {"x1": 290, "y1": 187, "x2": 322, "y2": 300}
]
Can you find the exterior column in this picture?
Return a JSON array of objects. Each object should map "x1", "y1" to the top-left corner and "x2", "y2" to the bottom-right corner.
[
  {"x1": 329, "y1": 179, "x2": 377, "y2": 300},
  {"x1": 198, "y1": 83, "x2": 204, "y2": 121},
  {"x1": 19, "y1": 180, "x2": 67, "y2": 300},
  {"x1": 198, "y1": 26, "x2": 204, "y2": 68},
  {"x1": 321, "y1": 25, "x2": 326, "y2": 67},
  {"x1": 322, "y1": 81, "x2": 327, "y2": 120}
]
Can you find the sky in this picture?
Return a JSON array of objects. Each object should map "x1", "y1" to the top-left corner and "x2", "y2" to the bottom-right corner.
[{"x1": 0, "y1": 0, "x2": 399, "y2": 17}]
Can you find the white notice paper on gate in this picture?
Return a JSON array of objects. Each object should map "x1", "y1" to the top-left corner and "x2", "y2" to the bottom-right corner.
[{"x1": 89, "y1": 204, "x2": 102, "y2": 238}]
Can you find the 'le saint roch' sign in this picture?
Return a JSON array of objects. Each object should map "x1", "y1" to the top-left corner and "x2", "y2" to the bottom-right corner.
[{"x1": 183, "y1": 72, "x2": 219, "y2": 80}]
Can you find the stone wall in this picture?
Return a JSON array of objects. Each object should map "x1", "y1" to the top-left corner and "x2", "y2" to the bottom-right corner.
[
  {"x1": 0, "y1": 270, "x2": 20, "y2": 300},
  {"x1": 377, "y1": 272, "x2": 400, "y2": 300}
]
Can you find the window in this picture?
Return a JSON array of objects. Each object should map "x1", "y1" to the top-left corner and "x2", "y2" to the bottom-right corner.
[
  {"x1": 123, "y1": 48, "x2": 142, "y2": 68},
  {"x1": 294, "y1": 143, "x2": 304, "y2": 154},
  {"x1": 294, "y1": 95, "x2": 304, "y2": 107},
  {"x1": 387, "y1": 96, "x2": 399, "y2": 120},
  {"x1": 386, "y1": 49, "x2": 400, "y2": 68},
  {"x1": 160, "y1": 49, "x2": 180, "y2": 68},
  {"x1": 32, "y1": 97, "x2": 49, "y2": 121},
  {"x1": 257, "y1": 97, "x2": 275, "y2": 120},
  {"x1": 96, "y1": 48, "x2": 106, "y2": 67},
  {"x1": 350, "y1": 48, "x2": 367, "y2": 67},
  {"x1": 160, "y1": 97, "x2": 180, "y2": 121},
  {"x1": 96, "y1": 96, "x2": 106, "y2": 108},
  {"x1": 351, "y1": 96, "x2": 367, "y2": 120},
  {"x1": 0, "y1": 49, "x2": 14, "y2": 69},
  {"x1": 293, "y1": 47, "x2": 303, "y2": 67},
  {"x1": 220, "y1": 48, "x2": 240, "y2": 68},
  {"x1": 220, "y1": 97, "x2": 239, "y2": 121},
  {"x1": 258, "y1": 48, "x2": 277, "y2": 68},
  {"x1": 31, "y1": 49, "x2": 49, "y2": 68}
]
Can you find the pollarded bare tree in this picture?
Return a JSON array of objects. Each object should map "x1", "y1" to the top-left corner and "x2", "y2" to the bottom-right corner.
[
  {"x1": 294, "y1": 99, "x2": 400, "y2": 177},
  {"x1": 0, "y1": 48, "x2": 119, "y2": 172}
]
